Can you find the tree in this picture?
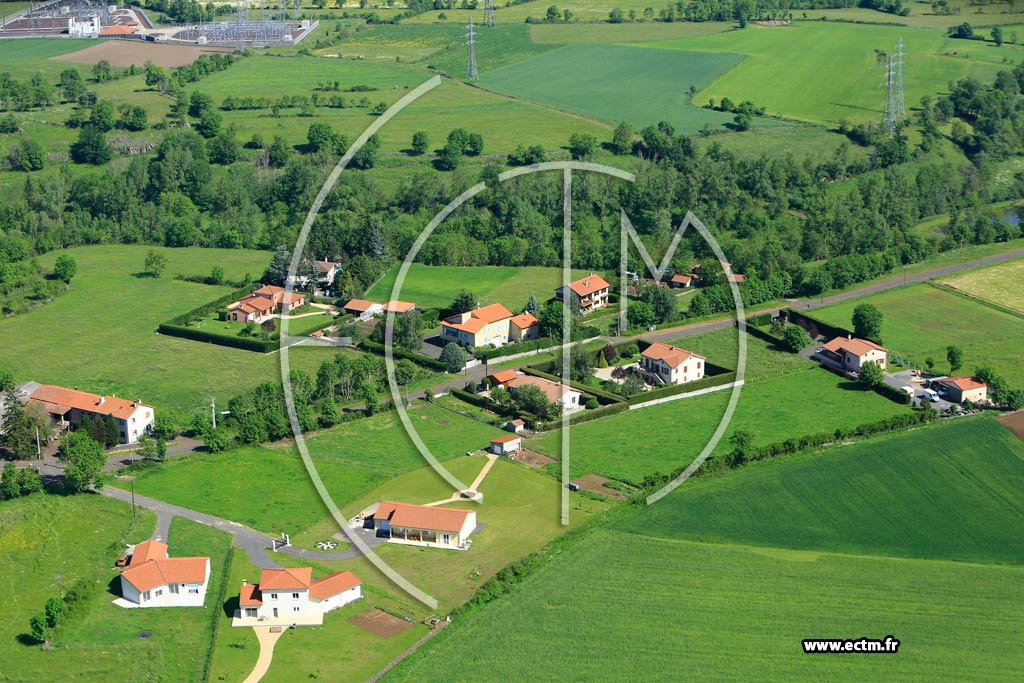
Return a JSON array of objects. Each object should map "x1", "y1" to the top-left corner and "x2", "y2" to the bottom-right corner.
[
  {"x1": 189, "y1": 91, "x2": 214, "y2": 118},
  {"x1": 0, "y1": 462, "x2": 19, "y2": 499},
  {"x1": 440, "y1": 342, "x2": 467, "y2": 373},
  {"x1": 319, "y1": 398, "x2": 341, "y2": 428},
  {"x1": 17, "y1": 467, "x2": 42, "y2": 495},
  {"x1": 525, "y1": 293, "x2": 539, "y2": 314},
  {"x1": 119, "y1": 105, "x2": 148, "y2": 132},
  {"x1": 546, "y1": 4, "x2": 561, "y2": 22},
  {"x1": 203, "y1": 426, "x2": 231, "y2": 453},
  {"x1": 30, "y1": 613, "x2": 50, "y2": 643},
  {"x1": 611, "y1": 121, "x2": 634, "y2": 155},
  {"x1": 267, "y1": 135, "x2": 289, "y2": 168},
  {"x1": 144, "y1": 63, "x2": 166, "y2": 91},
  {"x1": 209, "y1": 130, "x2": 240, "y2": 165},
  {"x1": 89, "y1": 100, "x2": 115, "y2": 132},
  {"x1": 644, "y1": 285, "x2": 676, "y2": 323},
  {"x1": 8, "y1": 138, "x2": 45, "y2": 171},
  {"x1": 568, "y1": 132, "x2": 597, "y2": 160},
  {"x1": 992, "y1": 26, "x2": 1004, "y2": 46},
  {"x1": 195, "y1": 109, "x2": 222, "y2": 138},
  {"x1": 450, "y1": 290, "x2": 477, "y2": 314},
  {"x1": 729, "y1": 430, "x2": 754, "y2": 465},
  {"x1": 394, "y1": 310, "x2": 424, "y2": 353},
  {"x1": 209, "y1": 265, "x2": 225, "y2": 284},
  {"x1": 58, "y1": 69, "x2": 85, "y2": 102},
  {"x1": 858, "y1": 361, "x2": 885, "y2": 389},
  {"x1": 351, "y1": 133, "x2": 380, "y2": 169},
  {"x1": 466, "y1": 132, "x2": 484, "y2": 156},
  {"x1": 0, "y1": 114, "x2": 18, "y2": 134},
  {"x1": 627, "y1": 301, "x2": 655, "y2": 329},
  {"x1": 733, "y1": 112, "x2": 752, "y2": 131},
  {"x1": 0, "y1": 367, "x2": 13, "y2": 392},
  {"x1": 411, "y1": 130, "x2": 429, "y2": 155},
  {"x1": 69, "y1": 127, "x2": 111, "y2": 165},
  {"x1": 538, "y1": 301, "x2": 567, "y2": 339},
  {"x1": 437, "y1": 141, "x2": 463, "y2": 171},
  {"x1": 54, "y1": 254, "x2": 77, "y2": 283},
  {"x1": 307, "y1": 122, "x2": 338, "y2": 152},
  {"x1": 851, "y1": 303, "x2": 883, "y2": 342},
  {"x1": 620, "y1": 373, "x2": 644, "y2": 397},
  {"x1": 144, "y1": 249, "x2": 167, "y2": 278},
  {"x1": 924, "y1": 357, "x2": 935, "y2": 372},
  {"x1": 512, "y1": 384, "x2": 550, "y2": 416},
  {"x1": 609, "y1": 7, "x2": 625, "y2": 22},
  {"x1": 781, "y1": 324, "x2": 810, "y2": 352},
  {"x1": 447, "y1": 127, "x2": 470, "y2": 151},
  {"x1": 60, "y1": 431, "x2": 106, "y2": 493},
  {"x1": 946, "y1": 345, "x2": 964, "y2": 373}
]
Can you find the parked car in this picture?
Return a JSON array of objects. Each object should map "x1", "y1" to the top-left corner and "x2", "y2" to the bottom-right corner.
[{"x1": 567, "y1": 482, "x2": 580, "y2": 491}]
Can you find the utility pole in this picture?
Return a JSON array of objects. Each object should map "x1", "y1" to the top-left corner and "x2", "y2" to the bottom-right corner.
[
  {"x1": 466, "y1": 18, "x2": 479, "y2": 81},
  {"x1": 36, "y1": 426, "x2": 41, "y2": 459},
  {"x1": 131, "y1": 480, "x2": 136, "y2": 521},
  {"x1": 894, "y1": 35, "x2": 906, "y2": 117},
  {"x1": 484, "y1": 0, "x2": 495, "y2": 26},
  {"x1": 210, "y1": 395, "x2": 217, "y2": 430}
]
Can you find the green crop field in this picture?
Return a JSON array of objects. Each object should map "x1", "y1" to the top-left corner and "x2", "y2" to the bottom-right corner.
[
  {"x1": 403, "y1": 0, "x2": 668, "y2": 25},
  {"x1": 386, "y1": 417, "x2": 1024, "y2": 682},
  {"x1": 120, "y1": 401, "x2": 509, "y2": 534},
  {"x1": 530, "y1": 352, "x2": 907, "y2": 484},
  {"x1": 530, "y1": 21, "x2": 736, "y2": 44},
  {"x1": 0, "y1": 37, "x2": 102, "y2": 79},
  {"x1": 478, "y1": 43, "x2": 785, "y2": 133},
  {"x1": 810, "y1": 282, "x2": 1024, "y2": 385},
  {"x1": 940, "y1": 257, "x2": 1024, "y2": 315},
  {"x1": 0, "y1": 245, "x2": 338, "y2": 417},
  {"x1": 646, "y1": 23, "x2": 1011, "y2": 125},
  {"x1": 366, "y1": 263, "x2": 590, "y2": 310}
]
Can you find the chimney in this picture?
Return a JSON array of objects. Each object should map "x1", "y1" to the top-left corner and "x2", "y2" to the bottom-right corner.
[
  {"x1": 242, "y1": 579, "x2": 247, "y2": 586},
  {"x1": 98, "y1": 396, "x2": 106, "y2": 405},
  {"x1": 848, "y1": 334, "x2": 852, "y2": 340}
]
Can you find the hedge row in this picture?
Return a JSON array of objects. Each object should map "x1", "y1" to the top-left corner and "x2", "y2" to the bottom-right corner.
[
  {"x1": 158, "y1": 323, "x2": 277, "y2": 353},
  {"x1": 535, "y1": 401, "x2": 629, "y2": 431},
  {"x1": 358, "y1": 339, "x2": 448, "y2": 372},
  {"x1": 783, "y1": 308, "x2": 851, "y2": 341},
  {"x1": 873, "y1": 381, "x2": 913, "y2": 405},
  {"x1": 625, "y1": 370, "x2": 738, "y2": 406},
  {"x1": 449, "y1": 389, "x2": 515, "y2": 417},
  {"x1": 477, "y1": 336, "x2": 559, "y2": 360},
  {"x1": 173, "y1": 273, "x2": 252, "y2": 289},
  {"x1": 164, "y1": 285, "x2": 253, "y2": 326},
  {"x1": 745, "y1": 324, "x2": 785, "y2": 346}
]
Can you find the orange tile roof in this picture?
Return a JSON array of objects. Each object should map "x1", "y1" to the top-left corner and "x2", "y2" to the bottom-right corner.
[
  {"x1": 239, "y1": 583, "x2": 262, "y2": 606},
  {"x1": 509, "y1": 419, "x2": 525, "y2": 426},
  {"x1": 566, "y1": 274, "x2": 610, "y2": 297},
  {"x1": 121, "y1": 555, "x2": 208, "y2": 592},
  {"x1": 282, "y1": 291, "x2": 305, "y2": 304},
  {"x1": 942, "y1": 376, "x2": 985, "y2": 391},
  {"x1": 344, "y1": 299, "x2": 378, "y2": 312},
  {"x1": 310, "y1": 330, "x2": 324, "y2": 338},
  {"x1": 254, "y1": 285, "x2": 284, "y2": 297},
  {"x1": 442, "y1": 303, "x2": 513, "y2": 334},
  {"x1": 670, "y1": 274, "x2": 693, "y2": 285},
  {"x1": 383, "y1": 300, "x2": 416, "y2": 313},
  {"x1": 29, "y1": 384, "x2": 150, "y2": 421},
  {"x1": 729, "y1": 273, "x2": 746, "y2": 283},
  {"x1": 99, "y1": 24, "x2": 136, "y2": 35},
  {"x1": 490, "y1": 434, "x2": 521, "y2": 444},
  {"x1": 130, "y1": 540, "x2": 167, "y2": 565},
  {"x1": 509, "y1": 312, "x2": 538, "y2": 330},
  {"x1": 236, "y1": 295, "x2": 276, "y2": 313},
  {"x1": 641, "y1": 342, "x2": 704, "y2": 370},
  {"x1": 488, "y1": 369, "x2": 518, "y2": 384},
  {"x1": 822, "y1": 336, "x2": 888, "y2": 357},
  {"x1": 259, "y1": 567, "x2": 312, "y2": 590},
  {"x1": 374, "y1": 502, "x2": 474, "y2": 533},
  {"x1": 309, "y1": 571, "x2": 361, "y2": 600},
  {"x1": 512, "y1": 375, "x2": 576, "y2": 403}
]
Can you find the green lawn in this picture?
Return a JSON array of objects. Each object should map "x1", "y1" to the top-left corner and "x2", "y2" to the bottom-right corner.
[
  {"x1": 940, "y1": 257, "x2": 1024, "y2": 315},
  {"x1": 810, "y1": 282, "x2": 1024, "y2": 386},
  {"x1": 366, "y1": 263, "x2": 590, "y2": 311},
  {"x1": 665, "y1": 327, "x2": 808, "y2": 384},
  {"x1": 531, "y1": 20, "x2": 736, "y2": 44},
  {"x1": 0, "y1": 245, "x2": 339, "y2": 418},
  {"x1": 0, "y1": 37, "x2": 103, "y2": 79},
  {"x1": 646, "y1": 22, "x2": 1009, "y2": 125},
  {"x1": 479, "y1": 43, "x2": 784, "y2": 133},
  {"x1": 120, "y1": 401, "x2": 509, "y2": 534}
]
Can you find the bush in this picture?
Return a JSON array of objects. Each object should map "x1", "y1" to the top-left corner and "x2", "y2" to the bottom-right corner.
[{"x1": 359, "y1": 338, "x2": 448, "y2": 372}]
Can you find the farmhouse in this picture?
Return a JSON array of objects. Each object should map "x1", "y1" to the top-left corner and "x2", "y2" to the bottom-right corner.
[
  {"x1": 233, "y1": 568, "x2": 362, "y2": 627},
  {"x1": 368, "y1": 502, "x2": 477, "y2": 550},
  {"x1": 489, "y1": 434, "x2": 522, "y2": 455},
  {"x1": 556, "y1": 274, "x2": 610, "y2": 314},
  {"x1": 820, "y1": 336, "x2": 888, "y2": 373},
  {"x1": 509, "y1": 312, "x2": 540, "y2": 342},
  {"x1": 934, "y1": 377, "x2": 988, "y2": 404},
  {"x1": 670, "y1": 274, "x2": 695, "y2": 289},
  {"x1": 513, "y1": 375, "x2": 583, "y2": 414},
  {"x1": 118, "y1": 540, "x2": 210, "y2": 608},
  {"x1": 638, "y1": 342, "x2": 706, "y2": 386},
  {"x1": 18, "y1": 382, "x2": 154, "y2": 444},
  {"x1": 441, "y1": 303, "x2": 514, "y2": 348},
  {"x1": 228, "y1": 285, "x2": 306, "y2": 323}
]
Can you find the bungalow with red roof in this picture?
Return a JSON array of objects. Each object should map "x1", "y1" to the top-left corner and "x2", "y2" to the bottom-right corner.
[
  {"x1": 441, "y1": 303, "x2": 513, "y2": 348},
  {"x1": 368, "y1": 501, "x2": 477, "y2": 550},
  {"x1": 19, "y1": 382, "x2": 154, "y2": 444},
  {"x1": 509, "y1": 311, "x2": 540, "y2": 342},
  {"x1": 118, "y1": 540, "x2": 210, "y2": 608},
  {"x1": 512, "y1": 375, "x2": 583, "y2": 414},
  {"x1": 934, "y1": 377, "x2": 987, "y2": 404},
  {"x1": 233, "y1": 567, "x2": 362, "y2": 626},
  {"x1": 228, "y1": 285, "x2": 306, "y2": 323},
  {"x1": 670, "y1": 274, "x2": 695, "y2": 289},
  {"x1": 556, "y1": 274, "x2": 610, "y2": 314},
  {"x1": 639, "y1": 342, "x2": 706, "y2": 386},
  {"x1": 487, "y1": 369, "x2": 518, "y2": 389},
  {"x1": 820, "y1": 336, "x2": 888, "y2": 373},
  {"x1": 489, "y1": 433, "x2": 522, "y2": 455}
]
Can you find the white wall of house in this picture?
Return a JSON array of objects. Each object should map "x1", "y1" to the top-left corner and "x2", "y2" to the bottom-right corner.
[
  {"x1": 120, "y1": 562, "x2": 210, "y2": 608},
  {"x1": 257, "y1": 588, "x2": 315, "y2": 620},
  {"x1": 490, "y1": 438, "x2": 521, "y2": 455},
  {"x1": 317, "y1": 585, "x2": 361, "y2": 613},
  {"x1": 845, "y1": 349, "x2": 887, "y2": 372}
]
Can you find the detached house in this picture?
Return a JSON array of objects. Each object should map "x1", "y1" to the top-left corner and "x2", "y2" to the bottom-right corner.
[
  {"x1": 670, "y1": 274, "x2": 695, "y2": 289},
  {"x1": 19, "y1": 382, "x2": 154, "y2": 444},
  {"x1": 441, "y1": 303, "x2": 514, "y2": 348},
  {"x1": 639, "y1": 342, "x2": 706, "y2": 386},
  {"x1": 233, "y1": 568, "x2": 362, "y2": 626},
  {"x1": 509, "y1": 312, "x2": 540, "y2": 342},
  {"x1": 368, "y1": 502, "x2": 477, "y2": 550},
  {"x1": 820, "y1": 336, "x2": 888, "y2": 373},
  {"x1": 118, "y1": 540, "x2": 210, "y2": 608},
  {"x1": 934, "y1": 377, "x2": 988, "y2": 404},
  {"x1": 228, "y1": 285, "x2": 306, "y2": 323},
  {"x1": 512, "y1": 375, "x2": 583, "y2": 414},
  {"x1": 555, "y1": 274, "x2": 610, "y2": 314}
]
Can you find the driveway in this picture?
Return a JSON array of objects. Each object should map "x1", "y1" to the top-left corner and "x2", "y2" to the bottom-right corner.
[{"x1": 884, "y1": 369, "x2": 957, "y2": 411}]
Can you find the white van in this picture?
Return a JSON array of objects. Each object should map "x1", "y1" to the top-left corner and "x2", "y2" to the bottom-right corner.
[
  {"x1": 920, "y1": 389, "x2": 940, "y2": 402},
  {"x1": 899, "y1": 386, "x2": 915, "y2": 397}
]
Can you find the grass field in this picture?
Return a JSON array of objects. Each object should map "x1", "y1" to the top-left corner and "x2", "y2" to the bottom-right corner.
[
  {"x1": 939, "y1": 257, "x2": 1024, "y2": 314},
  {"x1": 386, "y1": 417, "x2": 1024, "y2": 682},
  {"x1": 367, "y1": 263, "x2": 590, "y2": 310},
  {"x1": 0, "y1": 37, "x2": 103, "y2": 79},
  {"x1": 530, "y1": 21, "x2": 736, "y2": 44},
  {"x1": 646, "y1": 22, "x2": 1009, "y2": 125},
  {"x1": 478, "y1": 43, "x2": 782, "y2": 133},
  {"x1": 0, "y1": 245, "x2": 339, "y2": 417},
  {"x1": 810, "y1": 282, "x2": 1024, "y2": 385},
  {"x1": 120, "y1": 401, "x2": 509, "y2": 534}
]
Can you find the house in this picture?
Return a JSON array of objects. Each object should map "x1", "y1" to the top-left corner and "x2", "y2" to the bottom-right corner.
[
  {"x1": 639, "y1": 342, "x2": 706, "y2": 386},
  {"x1": 228, "y1": 285, "x2": 306, "y2": 322},
  {"x1": 509, "y1": 312, "x2": 540, "y2": 342},
  {"x1": 118, "y1": 540, "x2": 210, "y2": 608},
  {"x1": 820, "y1": 336, "x2": 888, "y2": 373},
  {"x1": 487, "y1": 369, "x2": 518, "y2": 389},
  {"x1": 343, "y1": 299, "x2": 383, "y2": 320},
  {"x1": 489, "y1": 434, "x2": 522, "y2": 455},
  {"x1": 934, "y1": 377, "x2": 988, "y2": 404},
  {"x1": 252, "y1": 285, "x2": 306, "y2": 313},
  {"x1": 440, "y1": 303, "x2": 514, "y2": 348},
  {"x1": 503, "y1": 419, "x2": 526, "y2": 434},
  {"x1": 555, "y1": 274, "x2": 610, "y2": 314},
  {"x1": 670, "y1": 274, "x2": 695, "y2": 289},
  {"x1": 729, "y1": 273, "x2": 746, "y2": 283},
  {"x1": 19, "y1": 382, "x2": 154, "y2": 444},
  {"x1": 382, "y1": 300, "x2": 417, "y2": 315},
  {"x1": 233, "y1": 568, "x2": 362, "y2": 626},
  {"x1": 368, "y1": 502, "x2": 477, "y2": 550},
  {"x1": 512, "y1": 375, "x2": 583, "y2": 414}
]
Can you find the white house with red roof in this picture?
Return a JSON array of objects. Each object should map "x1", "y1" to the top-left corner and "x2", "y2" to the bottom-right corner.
[
  {"x1": 820, "y1": 336, "x2": 888, "y2": 373},
  {"x1": 117, "y1": 540, "x2": 210, "y2": 608},
  {"x1": 670, "y1": 274, "x2": 695, "y2": 289},
  {"x1": 489, "y1": 434, "x2": 522, "y2": 455},
  {"x1": 639, "y1": 342, "x2": 706, "y2": 386},
  {"x1": 233, "y1": 567, "x2": 362, "y2": 626},
  {"x1": 511, "y1": 374, "x2": 583, "y2": 414},
  {"x1": 19, "y1": 382, "x2": 154, "y2": 444},
  {"x1": 368, "y1": 501, "x2": 477, "y2": 550},
  {"x1": 441, "y1": 303, "x2": 514, "y2": 348},
  {"x1": 556, "y1": 274, "x2": 610, "y2": 314}
]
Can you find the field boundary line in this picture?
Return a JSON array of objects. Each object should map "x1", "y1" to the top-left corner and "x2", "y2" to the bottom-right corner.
[
  {"x1": 925, "y1": 280, "x2": 1024, "y2": 321},
  {"x1": 628, "y1": 379, "x2": 744, "y2": 411},
  {"x1": 446, "y1": 74, "x2": 616, "y2": 130}
]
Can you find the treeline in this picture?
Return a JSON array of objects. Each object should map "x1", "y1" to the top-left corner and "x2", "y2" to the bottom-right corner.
[{"x1": 607, "y1": 0, "x2": 907, "y2": 24}]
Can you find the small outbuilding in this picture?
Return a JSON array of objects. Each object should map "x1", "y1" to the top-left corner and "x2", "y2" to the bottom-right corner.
[
  {"x1": 489, "y1": 434, "x2": 522, "y2": 455},
  {"x1": 934, "y1": 376, "x2": 987, "y2": 404}
]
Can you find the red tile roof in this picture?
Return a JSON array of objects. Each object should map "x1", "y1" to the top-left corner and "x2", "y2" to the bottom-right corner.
[
  {"x1": 941, "y1": 376, "x2": 985, "y2": 391},
  {"x1": 670, "y1": 274, "x2": 694, "y2": 285},
  {"x1": 641, "y1": 342, "x2": 704, "y2": 369},
  {"x1": 129, "y1": 540, "x2": 167, "y2": 565},
  {"x1": 509, "y1": 312, "x2": 538, "y2": 330},
  {"x1": 488, "y1": 369, "x2": 518, "y2": 385},
  {"x1": 282, "y1": 291, "x2": 305, "y2": 304},
  {"x1": 99, "y1": 24, "x2": 136, "y2": 35},
  {"x1": 259, "y1": 567, "x2": 313, "y2": 590},
  {"x1": 729, "y1": 273, "x2": 746, "y2": 283},
  {"x1": 490, "y1": 434, "x2": 521, "y2": 444},
  {"x1": 344, "y1": 299, "x2": 378, "y2": 313},
  {"x1": 512, "y1": 375, "x2": 576, "y2": 403},
  {"x1": 822, "y1": 336, "x2": 888, "y2": 357},
  {"x1": 121, "y1": 544, "x2": 208, "y2": 593},
  {"x1": 309, "y1": 571, "x2": 361, "y2": 600},
  {"x1": 383, "y1": 300, "x2": 416, "y2": 313},
  {"x1": 254, "y1": 285, "x2": 284, "y2": 297},
  {"x1": 29, "y1": 384, "x2": 150, "y2": 421},
  {"x1": 565, "y1": 274, "x2": 610, "y2": 297},
  {"x1": 239, "y1": 583, "x2": 262, "y2": 606},
  {"x1": 374, "y1": 502, "x2": 474, "y2": 533},
  {"x1": 235, "y1": 295, "x2": 276, "y2": 313},
  {"x1": 442, "y1": 303, "x2": 513, "y2": 334}
]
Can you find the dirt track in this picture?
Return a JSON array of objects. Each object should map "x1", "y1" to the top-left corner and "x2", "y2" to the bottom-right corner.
[{"x1": 52, "y1": 41, "x2": 233, "y2": 68}]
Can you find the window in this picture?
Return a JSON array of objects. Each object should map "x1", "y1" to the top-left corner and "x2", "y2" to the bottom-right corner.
[
  {"x1": 270, "y1": 593, "x2": 277, "y2": 600},
  {"x1": 155, "y1": 589, "x2": 163, "y2": 597},
  {"x1": 142, "y1": 590, "x2": 151, "y2": 601},
  {"x1": 188, "y1": 588, "x2": 199, "y2": 594},
  {"x1": 293, "y1": 606, "x2": 300, "y2": 613},
  {"x1": 292, "y1": 593, "x2": 299, "y2": 599},
  {"x1": 169, "y1": 584, "x2": 179, "y2": 594}
]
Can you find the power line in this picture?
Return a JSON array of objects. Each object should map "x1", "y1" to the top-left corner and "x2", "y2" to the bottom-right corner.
[
  {"x1": 894, "y1": 35, "x2": 905, "y2": 117},
  {"x1": 882, "y1": 36, "x2": 905, "y2": 136},
  {"x1": 466, "y1": 18, "x2": 479, "y2": 81}
]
